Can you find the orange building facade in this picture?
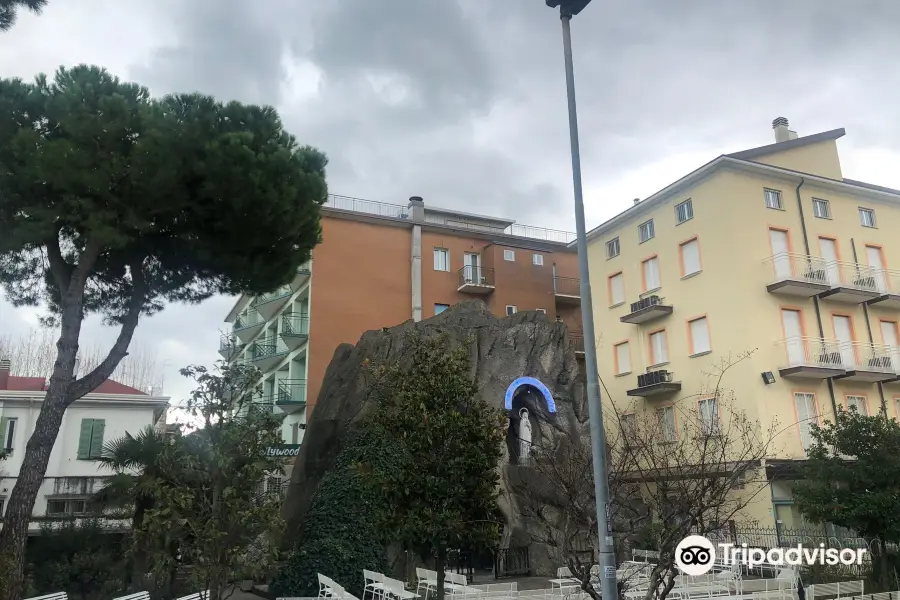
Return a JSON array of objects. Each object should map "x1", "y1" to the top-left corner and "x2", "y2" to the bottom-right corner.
[{"x1": 221, "y1": 195, "x2": 583, "y2": 445}]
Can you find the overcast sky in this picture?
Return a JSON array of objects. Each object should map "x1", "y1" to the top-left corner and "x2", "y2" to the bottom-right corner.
[{"x1": 2, "y1": 0, "x2": 900, "y2": 405}]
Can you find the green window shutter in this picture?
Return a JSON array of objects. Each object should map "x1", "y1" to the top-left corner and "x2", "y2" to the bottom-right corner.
[
  {"x1": 77, "y1": 419, "x2": 93, "y2": 459},
  {"x1": 89, "y1": 419, "x2": 105, "y2": 459},
  {"x1": 0, "y1": 417, "x2": 8, "y2": 448}
]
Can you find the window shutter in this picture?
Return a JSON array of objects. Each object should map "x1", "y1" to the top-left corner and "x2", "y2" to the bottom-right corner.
[
  {"x1": 77, "y1": 419, "x2": 93, "y2": 459},
  {"x1": 89, "y1": 419, "x2": 106, "y2": 459}
]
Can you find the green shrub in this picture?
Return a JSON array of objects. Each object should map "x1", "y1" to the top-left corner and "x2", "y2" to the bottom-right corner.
[{"x1": 272, "y1": 422, "x2": 393, "y2": 597}]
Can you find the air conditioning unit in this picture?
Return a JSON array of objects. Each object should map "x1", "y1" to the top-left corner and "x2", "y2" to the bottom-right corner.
[
  {"x1": 818, "y1": 351, "x2": 842, "y2": 366},
  {"x1": 648, "y1": 295, "x2": 661, "y2": 306},
  {"x1": 659, "y1": 370, "x2": 673, "y2": 383},
  {"x1": 803, "y1": 269, "x2": 827, "y2": 284},
  {"x1": 854, "y1": 276, "x2": 876, "y2": 289},
  {"x1": 869, "y1": 356, "x2": 893, "y2": 370}
]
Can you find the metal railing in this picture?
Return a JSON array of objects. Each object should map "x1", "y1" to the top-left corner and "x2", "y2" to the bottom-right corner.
[
  {"x1": 219, "y1": 334, "x2": 243, "y2": 353},
  {"x1": 458, "y1": 266, "x2": 495, "y2": 287},
  {"x1": 554, "y1": 276, "x2": 581, "y2": 296},
  {"x1": 277, "y1": 379, "x2": 307, "y2": 404},
  {"x1": 324, "y1": 194, "x2": 408, "y2": 219},
  {"x1": 297, "y1": 260, "x2": 312, "y2": 273},
  {"x1": 281, "y1": 312, "x2": 309, "y2": 336},
  {"x1": 248, "y1": 337, "x2": 289, "y2": 361},
  {"x1": 777, "y1": 337, "x2": 845, "y2": 370},
  {"x1": 764, "y1": 252, "x2": 888, "y2": 293},
  {"x1": 764, "y1": 252, "x2": 831, "y2": 285},
  {"x1": 233, "y1": 309, "x2": 263, "y2": 331},
  {"x1": 839, "y1": 340, "x2": 899, "y2": 373},
  {"x1": 255, "y1": 285, "x2": 293, "y2": 305}
]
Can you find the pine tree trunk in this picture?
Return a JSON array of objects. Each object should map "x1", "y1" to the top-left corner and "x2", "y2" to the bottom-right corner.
[{"x1": 0, "y1": 292, "x2": 84, "y2": 600}]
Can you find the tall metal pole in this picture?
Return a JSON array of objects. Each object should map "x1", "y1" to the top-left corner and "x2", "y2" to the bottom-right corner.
[{"x1": 558, "y1": 11, "x2": 618, "y2": 599}]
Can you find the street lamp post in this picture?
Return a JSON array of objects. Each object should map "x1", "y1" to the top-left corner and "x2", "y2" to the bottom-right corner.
[{"x1": 545, "y1": 1, "x2": 618, "y2": 598}]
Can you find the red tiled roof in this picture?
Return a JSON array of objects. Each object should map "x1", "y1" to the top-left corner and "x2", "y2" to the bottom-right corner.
[{"x1": 3, "y1": 376, "x2": 147, "y2": 396}]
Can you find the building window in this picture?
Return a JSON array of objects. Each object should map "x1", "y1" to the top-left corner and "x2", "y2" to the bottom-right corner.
[
  {"x1": 688, "y1": 316, "x2": 711, "y2": 355},
  {"x1": 764, "y1": 189, "x2": 783, "y2": 210},
  {"x1": 506, "y1": 305, "x2": 517, "y2": 316},
  {"x1": 642, "y1": 256, "x2": 660, "y2": 292},
  {"x1": 608, "y1": 272, "x2": 625, "y2": 306},
  {"x1": 535, "y1": 309, "x2": 546, "y2": 314},
  {"x1": 434, "y1": 303, "x2": 450, "y2": 315},
  {"x1": 503, "y1": 249, "x2": 516, "y2": 261},
  {"x1": 859, "y1": 207, "x2": 877, "y2": 228},
  {"x1": 606, "y1": 237, "x2": 620, "y2": 259},
  {"x1": 433, "y1": 248, "x2": 449, "y2": 271},
  {"x1": 845, "y1": 395, "x2": 868, "y2": 415},
  {"x1": 291, "y1": 422, "x2": 300, "y2": 444},
  {"x1": 77, "y1": 418, "x2": 106, "y2": 460},
  {"x1": 679, "y1": 238, "x2": 701, "y2": 277},
  {"x1": 812, "y1": 198, "x2": 831, "y2": 219},
  {"x1": 614, "y1": 342, "x2": 631, "y2": 375},
  {"x1": 638, "y1": 219, "x2": 655, "y2": 243},
  {"x1": 532, "y1": 253, "x2": 544, "y2": 266},
  {"x1": 699, "y1": 397, "x2": 720, "y2": 435},
  {"x1": 1, "y1": 417, "x2": 15, "y2": 454},
  {"x1": 794, "y1": 392, "x2": 819, "y2": 451},
  {"x1": 675, "y1": 199, "x2": 693, "y2": 224},
  {"x1": 46, "y1": 498, "x2": 91, "y2": 517},
  {"x1": 649, "y1": 330, "x2": 668, "y2": 365},
  {"x1": 657, "y1": 406, "x2": 676, "y2": 442}
]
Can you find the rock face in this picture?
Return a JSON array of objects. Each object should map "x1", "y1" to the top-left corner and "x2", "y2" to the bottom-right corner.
[{"x1": 283, "y1": 299, "x2": 588, "y2": 575}]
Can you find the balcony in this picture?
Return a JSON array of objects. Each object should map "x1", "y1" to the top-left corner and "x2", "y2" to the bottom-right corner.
[
  {"x1": 247, "y1": 337, "x2": 290, "y2": 372},
  {"x1": 280, "y1": 313, "x2": 310, "y2": 351},
  {"x1": 254, "y1": 285, "x2": 294, "y2": 320},
  {"x1": 457, "y1": 266, "x2": 495, "y2": 294},
  {"x1": 620, "y1": 295, "x2": 673, "y2": 325},
  {"x1": 776, "y1": 337, "x2": 846, "y2": 379},
  {"x1": 233, "y1": 309, "x2": 265, "y2": 343},
  {"x1": 554, "y1": 276, "x2": 581, "y2": 305},
  {"x1": 627, "y1": 369, "x2": 681, "y2": 397},
  {"x1": 833, "y1": 342, "x2": 899, "y2": 383},
  {"x1": 816, "y1": 260, "x2": 882, "y2": 304},
  {"x1": 764, "y1": 253, "x2": 831, "y2": 298},
  {"x1": 291, "y1": 260, "x2": 312, "y2": 291},
  {"x1": 218, "y1": 334, "x2": 244, "y2": 359},
  {"x1": 276, "y1": 379, "x2": 307, "y2": 414},
  {"x1": 866, "y1": 269, "x2": 900, "y2": 310},
  {"x1": 570, "y1": 334, "x2": 585, "y2": 357}
]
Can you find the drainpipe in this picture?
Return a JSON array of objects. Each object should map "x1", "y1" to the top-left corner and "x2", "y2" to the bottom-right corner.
[
  {"x1": 851, "y1": 238, "x2": 888, "y2": 416},
  {"x1": 408, "y1": 196, "x2": 425, "y2": 322},
  {"x1": 795, "y1": 178, "x2": 839, "y2": 416}
]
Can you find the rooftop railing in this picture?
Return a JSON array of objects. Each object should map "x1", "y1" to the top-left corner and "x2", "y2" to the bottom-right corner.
[{"x1": 325, "y1": 193, "x2": 576, "y2": 244}]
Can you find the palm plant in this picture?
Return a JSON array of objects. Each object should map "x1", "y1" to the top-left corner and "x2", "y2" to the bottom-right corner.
[{"x1": 94, "y1": 425, "x2": 180, "y2": 591}]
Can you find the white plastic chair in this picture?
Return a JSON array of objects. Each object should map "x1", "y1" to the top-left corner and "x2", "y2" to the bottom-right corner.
[
  {"x1": 416, "y1": 568, "x2": 438, "y2": 598},
  {"x1": 319, "y1": 573, "x2": 335, "y2": 599},
  {"x1": 364, "y1": 569, "x2": 387, "y2": 600}
]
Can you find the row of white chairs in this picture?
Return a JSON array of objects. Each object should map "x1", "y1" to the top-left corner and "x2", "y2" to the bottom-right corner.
[{"x1": 25, "y1": 591, "x2": 208, "y2": 600}]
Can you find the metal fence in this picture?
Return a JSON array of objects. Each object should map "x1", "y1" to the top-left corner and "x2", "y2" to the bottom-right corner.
[{"x1": 494, "y1": 546, "x2": 531, "y2": 579}]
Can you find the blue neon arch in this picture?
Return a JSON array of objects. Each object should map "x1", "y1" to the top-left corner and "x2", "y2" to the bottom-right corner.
[{"x1": 504, "y1": 377, "x2": 556, "y2": 413}]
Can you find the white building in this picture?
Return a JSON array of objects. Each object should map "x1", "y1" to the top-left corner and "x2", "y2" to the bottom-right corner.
[{"x1": 0, "y1": 358, "x2": 170, "y2": 533}]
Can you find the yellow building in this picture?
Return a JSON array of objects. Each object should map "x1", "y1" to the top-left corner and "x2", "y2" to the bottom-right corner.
[{"x1": 584, "y1": 118, "x2": 900, "y2": 530}]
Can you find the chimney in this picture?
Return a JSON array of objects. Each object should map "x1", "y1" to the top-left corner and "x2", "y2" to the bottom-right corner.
[
  {"x1": 772, "y1": 117, "x2": 798, "y2": 143},
  {"x1": 0, "y1": 359, "x2": 10, "y2": 390},
  {"x1": 633, "y1": 198, "x2": 640, "y2": 205},
  {"x1": 407, "y1": 195, "x2": 425, "y2": 223}
]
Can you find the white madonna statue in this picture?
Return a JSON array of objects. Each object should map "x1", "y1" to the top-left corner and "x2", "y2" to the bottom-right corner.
[{"x1": 518, "y1": 407, "x2": 533, "y2": 462}]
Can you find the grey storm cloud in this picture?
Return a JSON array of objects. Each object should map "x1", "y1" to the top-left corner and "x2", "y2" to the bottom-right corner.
[{"x1": 4, "y1": 0, "x2": 900, "y2": 403}]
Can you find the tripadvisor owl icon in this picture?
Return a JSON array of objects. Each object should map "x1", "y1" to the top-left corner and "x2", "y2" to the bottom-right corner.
[{"x1": 675, "y1": 535, "x2": 716, "y2": 576}]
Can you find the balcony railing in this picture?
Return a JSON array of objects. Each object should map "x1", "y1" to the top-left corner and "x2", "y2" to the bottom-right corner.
[
  {"x1": 554, "y1": 276, "x2": 581, "y2": 297},
  {"x1": 234, "y1": 309, "x2": 263, "y2": 332},
  {"x1": 218, "y1": 334, "x2": 244, "y2": 357},
  {"x1": 836, "y1": 341, "x2": 899, "y2": 381},
  {"x1": 570, "y1": 334, "x2": 585, "y2": 355},
  {"x1": 248, "y1": 337, "x2": 289, "y2": 361},
  {"x1": 277, "y1": 379, "x2": 307, "y2": 405},
  {"x1": 281, "y1": 313, "x2": 309, "y2": 336},
  {"x1": 324, "y1": 194, "x2": 409, "y2": 219},
  {"x1": 457, "y1": 266, "x2": 495, "y2": 293},
  {"x1": 765, "y1": 252, "x2": 887, "y2": 302},
  {"x1": 255, "y1": 285, "x2": 293, "y2": 305},
  {"x1": 776, "y1": 336, "x2": 848, "y2": 379}
]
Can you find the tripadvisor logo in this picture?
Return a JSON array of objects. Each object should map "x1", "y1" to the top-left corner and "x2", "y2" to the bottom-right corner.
[{"x1": 675, "y1": 535, "x2": 867, "y2": 575}]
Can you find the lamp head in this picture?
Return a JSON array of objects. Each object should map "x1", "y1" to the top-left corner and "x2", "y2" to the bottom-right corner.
[{"x1": 545, "y1": 0, "x2": 592, "y2": 16}]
